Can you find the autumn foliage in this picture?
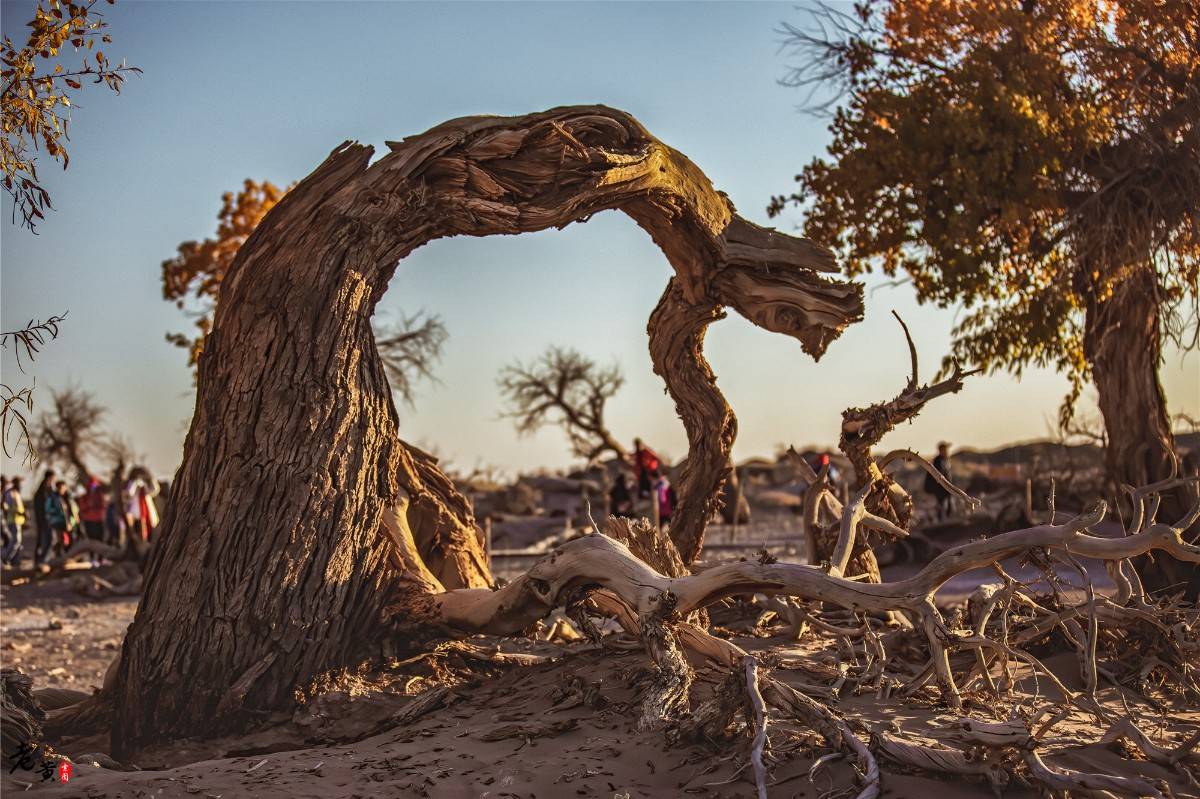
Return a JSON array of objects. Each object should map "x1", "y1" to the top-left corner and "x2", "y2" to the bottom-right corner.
[
  {"x1": 773, "y1": 0, "x2": 1198, "y2": 412},
  {"x1": 1, "y1": 0, "x2": 140, "y2": 230},
  {"x1": 773, "y1": 1, "x2": 1199, "y2": 530},
  {"x1": 161, "y1": 179, "x2": 287, "y2": 368},
  {"x1": 161, "y1": 179, "x2": 447, "y2": 402}
]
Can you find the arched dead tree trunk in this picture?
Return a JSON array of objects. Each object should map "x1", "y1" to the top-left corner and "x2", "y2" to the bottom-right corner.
[
  {"x1": 648, "y1": 241, "x2": 865, "y2": 563},
  {"x1": 110, "y1": 106, "x2": 862, "y2": 755}
]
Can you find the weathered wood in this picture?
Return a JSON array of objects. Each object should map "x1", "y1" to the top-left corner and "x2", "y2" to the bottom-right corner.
[
  {"x1": 826, "y1": 315, "x2": 978, "y2": 581},
  {"x1": 412, "y1": 499, "x2": 1199, "y2": 708},
  {"x1": 111, "y1": 106, "x2": 862, "y2": 753},
  {"x1": 1, "y1": 669, "x2": 44, "y2": 762}
]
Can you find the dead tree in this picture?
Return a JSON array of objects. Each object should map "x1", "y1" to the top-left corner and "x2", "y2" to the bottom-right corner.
[
  {"x1": 375, "y1": 310, "x2": 448, "y2": 407},
  {"x1": 370, "y1": 474, "x2": 1200, "y2": 799},
  {"x1": 34, "y1": 385, "x2": 108, "y2": 482},
  {"x1": 498, "y1": 346, "x2": 627, "y2": 462},
  {"x1": 803, "y1": 313, "x2": 980, "y2": 581},
  {"x1": 105, "y1": 106, "x2": 863, "y2": 755}
]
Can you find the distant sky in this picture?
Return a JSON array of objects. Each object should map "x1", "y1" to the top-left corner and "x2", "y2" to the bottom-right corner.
[{"x1": 2, "y1": 0, "x2": 1197, "y2": 481}]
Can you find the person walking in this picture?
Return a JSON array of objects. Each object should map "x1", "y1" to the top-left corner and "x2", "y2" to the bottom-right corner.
[
  {"x1": 1, "y1": 476, "x2": 10, "y2": 563},
  {"x1": 2, "y1": 476, "x2": 26, "y2": 565},
  {"x1": 44, "y1": 479, "x2": 79, "y2": 558},
  {"x1": 104, "y1": 495, "x2": 126, "y2": 549},
  {"x1": 79, "y1": 475, "x2": 108, "y2": 558},
  {"x1": 124, "y1": 467, "x2": 160, "y2": 543},
  {"x1": 608, "y1": 472, "x2": 635, "y2": 519},
  {"x1": 32, "y1": 469, "x2": 56, "y2": 565},
  {"x1": 651, "y1": 469, "x2": 676, "y2": 530},
  {"x1": 925, "y1": 441, "x2": 954, "y2": 521},
  {"x1": 631, "y1": 438, "x2": 661, "y2": 500}
]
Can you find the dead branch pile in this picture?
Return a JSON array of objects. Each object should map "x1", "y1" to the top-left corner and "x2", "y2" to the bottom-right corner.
[{"x1": 385, "y1": 467, "x2": 1199, "y2": 797}]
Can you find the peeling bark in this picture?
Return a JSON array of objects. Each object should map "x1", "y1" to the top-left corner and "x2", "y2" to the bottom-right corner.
[{"x1": 399, "y1": 441, "x2": 490, "y2": 590}]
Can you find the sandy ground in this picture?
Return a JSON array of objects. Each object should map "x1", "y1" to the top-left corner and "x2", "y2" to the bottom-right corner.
[{"x1": 2, "y1": 575, "x2": 131, "y2": 695}]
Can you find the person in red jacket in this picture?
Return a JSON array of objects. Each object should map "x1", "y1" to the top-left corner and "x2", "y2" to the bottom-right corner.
[
  {"x1": 631, "y1": 438, "x2": 660, "y2": 499},
  {"x1": 78, "y1": 476, "x2": 108, "y2": 544}
]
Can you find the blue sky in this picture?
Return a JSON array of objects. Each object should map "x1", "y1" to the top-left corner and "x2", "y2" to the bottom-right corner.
[{"x1": 2, "y1": 0, "x2": 1196, "y2": 479}]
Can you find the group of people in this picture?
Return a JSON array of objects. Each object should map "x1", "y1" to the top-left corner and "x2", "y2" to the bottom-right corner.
[
  {"x1": 602, "y1": 439, "x2": 957, "y2": 531},
  {"x1": 1, "y1": 467, "x2": 161, "y2": 567},
  {"x1": 608, "y1": 438, "x2": 676, "y2": 528}
]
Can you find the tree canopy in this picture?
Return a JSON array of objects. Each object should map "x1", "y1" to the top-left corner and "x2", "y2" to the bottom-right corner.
[
  {"x1": 161, "y1": 179, "x2": 288, "y2": 369},
  {"x1": 772, "y1": 0, "x2": 1198, "y2": 421}
]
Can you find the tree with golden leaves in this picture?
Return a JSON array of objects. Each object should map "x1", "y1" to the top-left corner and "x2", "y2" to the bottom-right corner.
[
  {"x1": 2, "y1": 0, "x2": 140, "y2": 230},
  {"x1": 773, "y1": 0, "x2": 1199, "y2": 573},
  {"x1": 161, "y1": 179, "x2": 448, "y2": 404},
  {"x1": 161, "y1": 179, "x2": 288, "y2": 369}
]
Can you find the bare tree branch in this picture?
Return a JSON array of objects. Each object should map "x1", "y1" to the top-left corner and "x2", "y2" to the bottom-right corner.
[
  {"x1": 0, "y1": 312, "x2": 67, "y2": 463},
  {"x1": 34, "y1": 384, "x2": 108, "y2": 481},
  {"x1": 374, "y1": 310, "x2": 448, "y2": 407}
]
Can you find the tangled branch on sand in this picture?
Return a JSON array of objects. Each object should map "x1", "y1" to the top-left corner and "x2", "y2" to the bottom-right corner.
[{"x1": 378, "y1": 473, "x2": 1199, "y2": 797}]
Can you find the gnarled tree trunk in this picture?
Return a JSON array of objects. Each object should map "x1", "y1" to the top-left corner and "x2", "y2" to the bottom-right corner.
[
  {"x1": 648, "y1": 282, "x2": 733, "y2": 564},
  {"x1": 111, "y1": 107, "x2": 862, "y2": 755},
  {"x1": 1085, "y1": 268, "x2": 1198, "y2": 595}
]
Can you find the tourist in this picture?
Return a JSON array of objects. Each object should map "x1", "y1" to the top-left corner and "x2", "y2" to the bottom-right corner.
[
  {"x1": 651, "y1": 468, "x2": 676, "y2": 530},
  {"x1": 926, "y1": 441, "x2": 953, "y2": 521},
  {"x1": 814, "y1": 452, "x2": 841, "y2": 487},
  {"x1": 0, "y1": 476, "x2": 9, "y2": 562},
  {"x1": 32, "y1": 468, "x2": 56, "y2": 564},
  {"x1": 104, "y1": 492, "x2": 126, "y2": 549},
  {"x1": 79, "y1": 475, "x2": 108, "y2": 546},
  {"x1": 124, "y1": 467, "x2": 161, "y2": 542},
  {"x1": 2, "y1": 476, "x2": 25, "y2": 565},
  {"x1": 631, "y1": 438, "x2": 661, "y2": 500},
  {"x1": 608, "y1": 472, "x2": 634, "y2": 519},
  {"x1": 44, "y1": 479, "x2": 79, "y2": 558}
]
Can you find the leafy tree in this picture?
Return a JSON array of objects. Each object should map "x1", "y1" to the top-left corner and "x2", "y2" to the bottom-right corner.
[
  {"x1": 2, "y1": 0, "x2": 140, "y2": 230},
  {"x1": 161, "y1": 179, "x2": 447, "y2": 404},
  {"x1": 498, "y1": 346, "x2": 627, "y2": 463},
  {"x1": 161, "y1": 179, "x2": 288, "y2": 369},
  {"x1": 772, "y1": 1, "x2": 1198, "y2": 527}
]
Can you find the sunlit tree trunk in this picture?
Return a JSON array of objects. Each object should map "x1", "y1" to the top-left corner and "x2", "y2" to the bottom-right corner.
[
  {"x1": 1085, "y1": 268, "x2": 1198, "y2": 594},
  {"x1": 111, "y1": 144, "x2": 444, "y2": 755}
]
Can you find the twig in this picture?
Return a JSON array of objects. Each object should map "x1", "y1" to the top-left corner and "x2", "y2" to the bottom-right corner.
[{"x1": 744, "y1": 656, "x2": 770, "y2": 799}]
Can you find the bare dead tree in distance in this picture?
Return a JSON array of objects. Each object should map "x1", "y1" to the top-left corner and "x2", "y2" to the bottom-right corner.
[
  {"x1": 498, "y1": 346, "x2": 628, "y2": 463},
  {"x1": 375, "y1": 310, "x2": 448, "y2": 407},
  {"x1": 34, "y1": 384, "x2": 107, "y2": 481}
]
